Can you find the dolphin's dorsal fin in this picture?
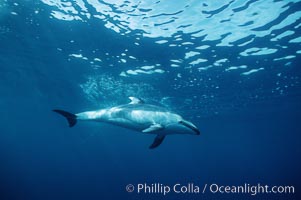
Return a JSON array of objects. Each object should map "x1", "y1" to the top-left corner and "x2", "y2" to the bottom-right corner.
[
  {"x1": 149, "y1": 134, "x2": 165, "y2": 149},
  {"x1": 129, "y1": 97, "x2": 144, "y2": 104},
  {"x1": 142, "y1": 124, "x2": 163, "y2": 133}
]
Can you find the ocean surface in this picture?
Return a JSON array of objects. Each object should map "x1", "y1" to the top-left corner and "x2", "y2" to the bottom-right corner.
[{"x1": 0, "y1": 0, "x2": 301, "y2": 199}]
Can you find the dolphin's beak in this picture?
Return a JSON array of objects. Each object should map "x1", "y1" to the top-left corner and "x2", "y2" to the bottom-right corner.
[
  {"x1": 190, "y1": 126, "x2": 200, "y2": 135},
  {"x1": 179, "y1": 120, "x2": 200, "y2": 135}
]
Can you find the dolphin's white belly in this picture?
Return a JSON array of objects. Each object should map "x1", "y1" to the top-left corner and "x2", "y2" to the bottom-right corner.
[
  {"x1": 77, "y1": 105, "x2": 183, "y2": 134},
  {"x1": 104, "y1": 107, "x2": 182, "y2": 133}
]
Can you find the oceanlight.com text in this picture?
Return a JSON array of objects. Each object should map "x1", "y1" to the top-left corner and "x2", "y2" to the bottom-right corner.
[{"x1": 208, "y1": 183, "x2": 295, "y2": 196}]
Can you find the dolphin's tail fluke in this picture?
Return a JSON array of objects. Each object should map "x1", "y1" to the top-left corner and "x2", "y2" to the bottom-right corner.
[{"x1": 53, "y1": 109, "x2": 77, "y2": 127}]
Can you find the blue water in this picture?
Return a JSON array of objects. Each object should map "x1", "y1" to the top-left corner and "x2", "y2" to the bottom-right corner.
[{"x1": 1, "y1": 0, "x2": 301, "y2": 199}]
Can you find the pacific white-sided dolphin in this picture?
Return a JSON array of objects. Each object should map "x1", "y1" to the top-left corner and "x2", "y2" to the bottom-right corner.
[{"x1": 53, "y1": 97, "x2": 200, "y2": 149}]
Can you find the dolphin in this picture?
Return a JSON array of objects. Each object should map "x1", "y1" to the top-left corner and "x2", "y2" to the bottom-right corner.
[{"x1": 53, "y1": 97, "x2": 200, "y2": 149}]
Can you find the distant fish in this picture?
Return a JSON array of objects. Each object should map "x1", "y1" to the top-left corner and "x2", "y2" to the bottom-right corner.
[{"x1": 53, "y1": 97, "x2": 200, "y2": 149}]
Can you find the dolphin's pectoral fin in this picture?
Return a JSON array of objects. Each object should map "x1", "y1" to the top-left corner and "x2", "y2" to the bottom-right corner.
[
  {"x1": 129, "y1": 97, "x2": 144, "y2": 104},
  {"x1": 149, "y1": 135, "x2": 165, "y2": 149},
  {"x1": 142, "y1": 124, "x2": 163, "y2": 133}
]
